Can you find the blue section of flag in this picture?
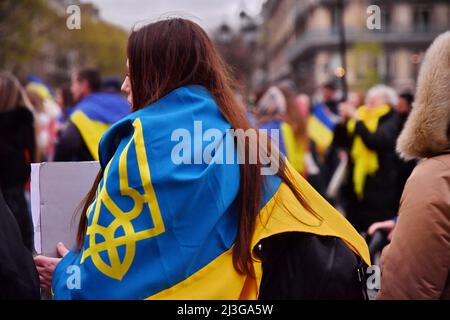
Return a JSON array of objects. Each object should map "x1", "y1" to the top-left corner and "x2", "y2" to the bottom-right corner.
[
  {"x1": 312, "y1": 103, "x2": 336, "y2": 131},
  {"x1": 75, "y1": 92, "x2": 130, "y2": 124}
]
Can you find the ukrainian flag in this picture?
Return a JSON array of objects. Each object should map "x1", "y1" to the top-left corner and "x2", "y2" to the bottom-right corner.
[
  {"x1": 52, "y1": 86, "x2": 369, "y2": 299},
  {"x1": 308, "y1": 104, "x2": 338, "y2": 154},
  {"x1": 70, "y1": 93, "x2": 130, "y2": 160}
]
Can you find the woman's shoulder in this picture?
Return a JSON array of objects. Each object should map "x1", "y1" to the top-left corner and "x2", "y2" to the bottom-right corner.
[
  {"x1": 402, "y1": 154, "x2": 450, "y2": 206},
  {"x1": 426, "y1": 153, "x2": 450, "y2": 169},
  {"x1": 411, "y1": 154, "x2": 450, "y2": 180}
]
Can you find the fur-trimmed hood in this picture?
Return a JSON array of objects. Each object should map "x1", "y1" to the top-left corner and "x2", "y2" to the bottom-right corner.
[{"x1": 397, "y1": 31, "x2": 450, "y2": 160}]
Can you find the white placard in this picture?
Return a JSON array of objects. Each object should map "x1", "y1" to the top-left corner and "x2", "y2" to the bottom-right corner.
[{"x1": 30, "y1": 162, "x2": 100, "y2": 256}]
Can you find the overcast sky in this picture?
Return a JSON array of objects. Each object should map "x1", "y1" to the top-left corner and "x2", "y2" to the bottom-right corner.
[{"x1": 81, "y1": 0, "x2": 265, "y2": 33}]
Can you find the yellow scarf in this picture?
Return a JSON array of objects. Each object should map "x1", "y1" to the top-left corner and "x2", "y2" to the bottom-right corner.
[{"x1": 347, "y1": 104, "x2": 391, "y2": 199}]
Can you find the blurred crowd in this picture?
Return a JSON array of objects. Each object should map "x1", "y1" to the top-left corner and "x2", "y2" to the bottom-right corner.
[
  {"x1": 248, "y1": 82, "x2": 416, "y2": 247},
  {"x1": 2, "y1": 37, "x2": 450, "y2": 299},
  {"x1": 0, "y1": 66, "x2": 416, "y2": 259},
  {"x1": 0, "y1": 69, "x2": 130, "y2": 254}
]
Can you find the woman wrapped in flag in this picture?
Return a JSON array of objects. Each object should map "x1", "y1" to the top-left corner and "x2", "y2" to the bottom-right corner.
[{"x1": 35, "y1": 18, "x2": 370, "y2": 299}]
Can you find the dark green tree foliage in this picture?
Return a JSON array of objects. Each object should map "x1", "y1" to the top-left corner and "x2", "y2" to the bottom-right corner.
[{"x1": 0, "y1": 0, "x2": 128, "y2": 86}]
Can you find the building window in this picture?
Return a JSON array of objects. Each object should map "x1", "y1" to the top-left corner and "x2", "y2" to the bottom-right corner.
[{"x1": 414, "y1": 6, "x2": 431, "y2": 32}]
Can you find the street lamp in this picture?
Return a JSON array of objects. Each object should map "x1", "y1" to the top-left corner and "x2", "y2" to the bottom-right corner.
[{"x1": 336, "y1": 0, "x2": 348, "y2": 101}]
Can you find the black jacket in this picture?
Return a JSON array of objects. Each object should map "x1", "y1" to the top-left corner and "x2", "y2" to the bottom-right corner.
[
  {"x1": 0, "y1": 188, "x2": 40, "y2": 299},
  {"x1": 0, "y1": 107, "x2": 36, "y2": 189},
  {"x1": 394, "y1": 113, "x2": 417, "y2": 204},
  {"x1": 333, "y1": 110, "x2": 400, "y2": 232},
  {"x1": 54, "y1": 121, "x2": 93, "y2": 162},
  {"x1": 0, "y1": 107, "x2": 36, "y2": 251},
  {"x1": 257, "y1": 232, "x2": 367, "y2": 300}
]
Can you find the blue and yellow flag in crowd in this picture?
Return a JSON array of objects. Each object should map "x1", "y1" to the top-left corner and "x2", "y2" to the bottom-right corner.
[
  {"x1": 52, "y1": 86, "x2": 369, "y2": 299},
  {"x1": 70, "y1": 92, "x2": 130, "y2": 160},
  {"x1": 308, "y1": 104, "x2": 339, "y2": 154},
  {"x1": 26, "y1": 75, "x2": 54, "y2": 101}
]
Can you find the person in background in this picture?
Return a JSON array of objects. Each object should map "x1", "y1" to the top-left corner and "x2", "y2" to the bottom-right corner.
[
  {"x1": 280, "y1": 86, "x2": 326, "y2": 195},
  {"x1": 324, "y1": 91, "x2": 364, "y2": 206},
  {"x1": 0, "y1": 188, "x2": 40, "y2": 299},
  {"x1": 394, "y1": 92, "x2": 417, "y2": 195},
  {"x1": 26, "y1": 78, "x2": 61, "y2": 161},
  {"x1": 26, "y1": 89, "x2": 53, "y2": 161},
  {"x1": 367, "y1": 92, "x2": 417, "y2": 243},
  {"x1": 26, "y1": 76, "x2": 61, "y2": 120},
  {"x1": 378, "y1": 31, "x2": 450, "y2": 299},
  {"x1": 396, "y1": 92, "x2": 413, "y2": 118},
  {"x1": 295, "y1": 93, "x2": 310, "y2": 120},
  {"x1": 318, "y1": 82, "x2": 340, "y2": 115},
  {"x1": 245, "y1": 85, "x2": 268, "y2": 126},
  {"x1": 254, "y1": 85, "x2": 326, "y2": 194},
  {"x1": 55, "y1": 85, "x2": 75, "y2": 124},
  {"x1": 308, "y1": 82, "x2": 341, "y2": 156},
  {"x1": 333, "y1": 85, "x2": 400, "y2": 233},
  {"x1": 254, "y1": 86, "x2": 287, "y2": 155},
  {"x1": 54, "y1": 68, "x2": 130, "y2": 161},
  {"x1": 0, "y1": 72, "x2": 36, "y2": 252},
  {"x1": 308, "y1": 83, "x2": 343, "y2": 203}
]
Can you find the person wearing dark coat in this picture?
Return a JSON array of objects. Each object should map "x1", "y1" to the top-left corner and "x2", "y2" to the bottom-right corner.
[
  {"x1": 311, "y1": 82, "x2": 342, "y2": 194},
  {"x1": 393, "y1": 93, "x2": 417, "y2": 204},
  {"x1": 333, "y1": 85, "x2": 400, "y2": 233},
  {"x1": 0, "y1": 72, "x2": 36, "y2": 252},
  {"x1": 0, "y1": 188, "x2": 40, "y2": 299},
  {"x1": 54, "y1": 68, "x2": 129, "y2": 161},
  {"x1": 364, "y1": 94, "x2": 417, "y2": 260}
]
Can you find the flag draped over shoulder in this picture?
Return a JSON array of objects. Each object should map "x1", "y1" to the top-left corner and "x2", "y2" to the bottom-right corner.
[
  {"x1": 52, "y1": 86, "x2": 369, "y2": 300},
  {"x1": 70, "y1": 93, "x2": 130, "y2": 160}
]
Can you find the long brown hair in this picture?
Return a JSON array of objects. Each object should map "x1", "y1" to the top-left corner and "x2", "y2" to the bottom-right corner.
[
  {"x1": 77, "y1": 18, "x2": 320, "y2": 276},
  {"x1": 0, "y1": 72, "x2": 33, "y2": 113}
]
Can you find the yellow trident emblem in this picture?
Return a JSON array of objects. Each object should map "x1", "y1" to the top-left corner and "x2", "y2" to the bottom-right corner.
[{"x1": 81, "y1": 118, "x2": 165, "y2": 280}]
